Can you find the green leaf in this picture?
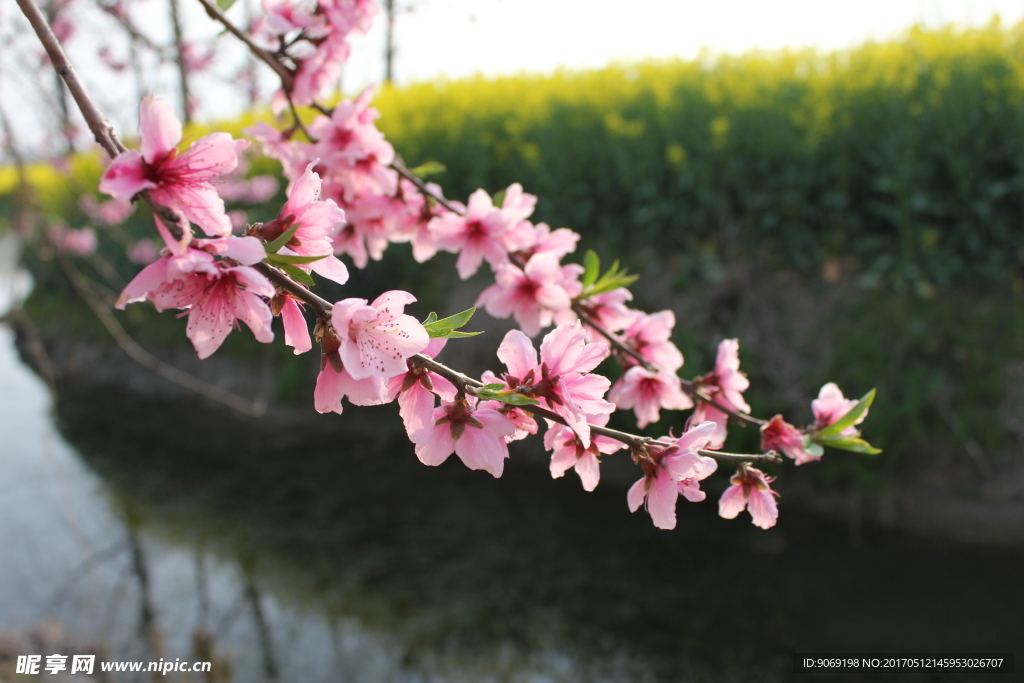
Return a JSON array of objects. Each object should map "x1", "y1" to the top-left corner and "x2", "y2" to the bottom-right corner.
[
  {"x1": 817, "y1": 388, "x2": 876, "y2": 438},
  {"x1": 580, "y1": 256, "x2": 640, "y2": 298},
  {"x1": 816, "y1": 435, "x2": 883, "y2": 455},
  {"x1": 474, "y1": 388, "x2": 540, "y2": 407},
  {"x1": 586, "y1": 273, "x2": 639, "y2": 297},
  {"x1": 491, "y1": 189, "x2": 506, "y2": 208},
  {"x1": 266, "y1": 252, "x2": 328, "y2": 265},
  {"x1": 276, "y1": 262, "x2": 315, "y2": 286},
  {"x1": 423, "y1": 307, "x2": 480, "y2": 338},
  {"x1": 482, "y1": 383, "x2": 506, "y2": 390},
  {"x1": 581, "y1": 250, "x2": 600, "y2": 288},
  {"x1": 263, "y1": 222, "x2": 301, "y2": 253},
  {"x1": 409, "y1": 160, "x2": 447, "y2": 178},
  {"x1": 424, "y1": 327, "x2": 483, "y2": 339},
  {"x1": 216, "y1": 0, "x2": 238, "y2": 10}
]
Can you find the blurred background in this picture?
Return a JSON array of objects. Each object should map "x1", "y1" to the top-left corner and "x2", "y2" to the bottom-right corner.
[{"x1": 1, "y1": 1, "x2": 1023, "y2": 681}]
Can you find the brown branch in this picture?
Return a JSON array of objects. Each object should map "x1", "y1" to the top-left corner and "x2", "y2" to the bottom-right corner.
[
  {"x1": 169, "y1": 0, "x2": 193, "y2": 124},
  {"x1": 17, "y1": 0, "x2": 125, "y2": 158},
  {"x1": 407, "y1": 353, "x2": 779, "y2": 465},
  {"x1": 17, "y1": 0, "x2": 189, "y2": 242},
  {"x1": 391, "y1": 160, "x2": 464, "y2": 215},
  {"x1": 22, "y1": 0, "x2": 776, "y2": 466},
  {"x1": 194, "y1": 0, "x2": 295, "y2": 92},
  {"x1": 97, "y1": 1, "x2": 166, "y2": 55},
  {"x1": 254, "y1": 263, "x2": 333, "y2": 319}
]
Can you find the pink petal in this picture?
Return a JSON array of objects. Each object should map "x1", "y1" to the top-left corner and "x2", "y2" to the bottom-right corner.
[
  {"x1": 414, "y1": 425, "x2": 455, "y2": 466},
  {"x1": 370, "y1": 289, "x2": 417, "y2": 317},
  {"x1": 186, "y1": 290, "x2": 234, "y2": 359},
  {"x1": 150, "y1": 184, "x2": 231, "y2": 237},
  {"x1": 646, "y1": 472, "x2": 679, "y2": 530},
  {"x1": 309, "y1": 254, "x2": 351, "y2": 285},
  {"x1": 228, "y1": 265, "x2": 275, "y2": 298},
  {"x1": 232, "y1": 290, "x2": 274, "y2": 344},
  {"x1": 718, "y1": 485, "x2": 748, "y2": 520},
  {"x1": 574, "y1": 452, "x2": 601, "y2": 492},
  {"x1": 627, "y1": 477, "x2": 647, "y2": 512},
  {"x1": 549, "y1": 446, "x2": 577, "y2": 479},
  {"x1": 281, "y1": 298, "x2": 312, "y2": 354},
  {"x1": 314, "y1": 366, "x2": 345, "y2": 414},
  {"x1": 99, "y1": 152, "x2": 156, "y2": 199},
  {"x1": 675, "y1": 420, "x2": 717, "y2": 453},
  {"x1": 423, "y1": 337, "x2": 448, "y2": 358},
  {"x1": 429, "y1": 373, "x2": 458, "y2": 401},
  {"x1": 398, "y1": 382, "x2": 436, "y2": 441},
  {"x1": 139, "y1": 96, "x2": 182, "y2": 163},
  {"x1": 747, "y1": 489, "x2": 779, "y2": 529},
  {"x1": 199, "y1": 235, "x2": 265, "y2": 265},
  {"x1": 115, "y1": 257, "x2": 169, "y2": 309},
  {"x1": 455, "y1": 241, "x2": 485, "y2": 279},
  {"x1": 496, "y1": 329, "x2": 539, "y2": 379},
  {"x1": 177, "y1": 132, "x2": 246, "y2": 180},
  {"x1": 336, "y1": 370, "x2": 390, "y2": 405},
  {"x1": 455, "y1": 425, "x2": 509, "y2": 477}
]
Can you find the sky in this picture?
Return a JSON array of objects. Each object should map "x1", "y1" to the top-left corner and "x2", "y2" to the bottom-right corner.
[{"x1": 4, "y1": 0, "x2": 1024, "y2": 157}]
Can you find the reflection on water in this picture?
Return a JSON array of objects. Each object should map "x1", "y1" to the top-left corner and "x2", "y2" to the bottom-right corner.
[{"x1": 1, "y1": 236, "x2": 1022, "y2": 682}]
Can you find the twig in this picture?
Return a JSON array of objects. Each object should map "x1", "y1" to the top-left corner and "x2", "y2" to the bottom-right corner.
[
  {"x1": 194, "y1": 0, "x2": 295, "y2": 92},
  {"x1": 407, "y1": 353, "x2": 778, "y2": 465},
  {"x1": 391, "y1": 160, "x2": 464, "y2": 215},
  {"x1": 16, "y1": 0, "x2": 188, "y2": 241},
  {"x1": 56, "y1": 249, "x2": 267, "y2": 417},
  {"x1": 22, "y1": 0, "x2": 775, "y2": 466}
]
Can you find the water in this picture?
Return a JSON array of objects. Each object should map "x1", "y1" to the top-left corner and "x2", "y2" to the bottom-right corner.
[{"x1": 0, "y1": 235, "x2": 1021, "y2": 682}]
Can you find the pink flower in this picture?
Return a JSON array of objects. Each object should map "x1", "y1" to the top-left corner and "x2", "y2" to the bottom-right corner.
[
  {"x1": 264, "y1": 161, "x2": 350, "y2": 285},
  {"x1": 627, "y1": 421, "x2": 718, "y2": 530},
  {"x1": 80, "y1": 195, "x2": 134, "y2": 225},
  {"x1": 115, "y1": 225, "x2": 274, "y2": 359},
  {"x1": 545, "y1": 412, "x2": 625, "y2": 491},
  {"x1": 99, "y1": 97, "x2": 247, "y2": 237},
  {"x1": 308, "y1": 88, "x2": 397, "y2": 201},
  {"x1": 574, "y1": 287, "x2": 634, "y2": 337},
  {"x1": 331, "y1": 193, "x2": 392, "y2": 269},
  {"x1": 508, "y1": 223, "x2": 580, "y2": 261},
  {"x1": 386, "y1": 338, "x2": 458, "y2": 441},
  {"x1": 811, "y1": 383, "x2": 865, "y2": 436},
  {"x1": 410, "y1": 397, "x2": 516, "y2": 477},
  {"x1": 494, "y1": 322, "x2": 613, "y2": 448},
  {"x1": 429, "y1": 189, "x2": 515, "y2": 279},
  {"x1": 760, "y1": 414, "x2": 816, "y2": 465},
  {"x1": 51, "y1": 226, "x2": 97, "y2": 256},
  {"x1": 620, "y1": 310, "x2": 685, "y2": 372},
  {"x1": 127, "y1": 239, "x2": 159, "y2": 264},
  {"x1": 475, "y1": 252, "x2": 572, "y2": 337},
  {"x1": 330, "y1": 290, "x2": 430, "y2": 380},
  {"x1": 245, "y1": 121, "x2": 307, "y2": 180},
  {"x1": 690, "y1": 339, "x2": 751, "y2": 448},
  {"x1": 718, "y1": 466, "x2": 780, "y2": 529},
  {"x1": 608, "y1": 366, "x2": 693, "y2": 429}
]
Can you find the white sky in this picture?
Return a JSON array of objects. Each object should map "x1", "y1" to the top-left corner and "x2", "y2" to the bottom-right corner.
[
  {"x1": 344, "y1": 0, "x2": 1024, "y2": 85},
  {"x1": 4, "y1": 0, "x2": 1024, "y2": 157}
]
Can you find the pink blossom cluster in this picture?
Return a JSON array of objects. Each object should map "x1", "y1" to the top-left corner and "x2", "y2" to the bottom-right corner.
[
  {"x1": 254, "y1": 0, "x2": 378, "y2": 109},
  {"x1": 80, "y1": 0, "x2": 881, "y2": 534}
]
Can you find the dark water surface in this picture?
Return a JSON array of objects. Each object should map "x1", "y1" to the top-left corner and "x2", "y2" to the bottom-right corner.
[{"x1": 1, "y1": 241, "x2": 1021, "y2": 682}]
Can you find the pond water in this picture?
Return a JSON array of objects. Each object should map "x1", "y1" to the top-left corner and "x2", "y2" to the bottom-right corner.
[{"x1": 0, "y1": 235, "x2": 1020, "y2": 682}]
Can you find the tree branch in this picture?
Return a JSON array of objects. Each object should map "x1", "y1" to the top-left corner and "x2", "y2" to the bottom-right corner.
[{"x1": 193, "y1": 0, "x2": 295, "y2": 92}]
